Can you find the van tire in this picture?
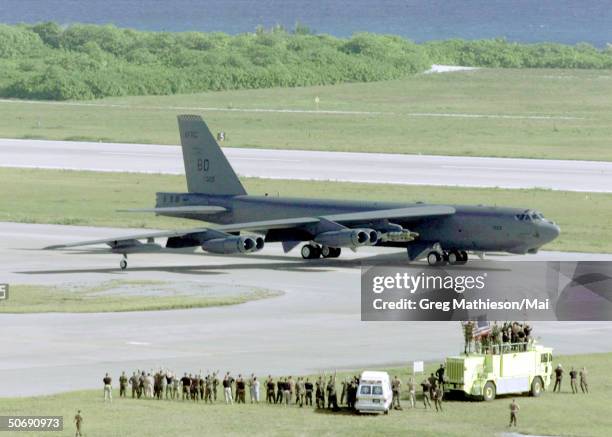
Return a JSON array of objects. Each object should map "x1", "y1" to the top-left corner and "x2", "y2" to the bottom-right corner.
[
  {"x1": 482, "y1": 381, "x2": 496, "y2": 401},
  {"x1": 384, "y1": 409, "x2": 389, "y2": 415},
  {"x1": 530, "y1": 376, "x2": 543, "y2": 397}
]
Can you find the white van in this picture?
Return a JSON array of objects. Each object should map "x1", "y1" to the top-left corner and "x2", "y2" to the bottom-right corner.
[{"x1": 355, "y1": 371, "x2": 393, "y2": 414}]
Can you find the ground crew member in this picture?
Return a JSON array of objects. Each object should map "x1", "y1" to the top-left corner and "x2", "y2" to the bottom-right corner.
[
  {"x1": 181, "y1": 373, "x2": 190, "y2": 400},
  {"x1": 509, "y1": 399, "x2": 519, "y2": 427},
  {"x1": 288, "y1": 376, "x2": 295, "y2": 404},
  {"x1": 340, "y1": 378, "x2": 347, "y2": 405},
  {"x1": 553, "y1": 364, "x2": 563, "y2": 392},
  {"x1": 138, "y1": 371, "x2": 145, "y2": 399},
  {"x1": 283, "y1": 378, "x2": 291, "y2": 405},
  {"x1": 327, "y1": 376, "x2": 340, "y2": 411},
  {"x1": 223, "y1": 373, "x2": 233, "y2": 404},
  {"x1": 407, "y1": 377, "x2": 416, "y2": 408},
  {"x1": 428, "y1": 373, "x2": 437, "y2": 398},
  {"x1": 433, "y1": 385, "x2": 443, "y2": 412},
  {"x1": 315, "y1": 377, "x2": 324, "y2": 408},
  {"x1": 305, "y1": 378, "x2": 313, "y2": 406},
  {"x1": 463, "y1": 321, "x2": 474, "y2": 354},
  {"x1": 172, "y1": 374, "x2": 180, "y2": 400},
  {"x1": 205, "y1": 376, "x2": 213, "y2": 403},
  {"x1": 570, "y1": 367, "x2": 578, "y2": 393},
  {"x1": 212, "y1": 371, "x2": 219, "y2": 401},
  {"x1": 253, "y1": 377, "x2": 260, "y2": 403},
  {"x1": 74, "y1": 410, "x2": 83, "y2": 437},
  {"x1": 165, "y1": 371, "x2": 173, "y2": 400},
  {"x1": 119, "y1": 371, "x2": 128, "y2": 398},
  {"x1": 296, "y1": 377, "x2": 305, "y2": 407},
  {"x1": 129, "y1": 371, "x2": 138, "y2": 398},
  {"x1": 276, "y1": 378, "x2": 284, "y2": 404},
  {"x1": 236, "y1": 374, "x2": 246, "y2": 403},
  {"x1": 391, "y1": 375, "x2": 402, "y2": 409},
  {"x1": 248, "y1": 373, "x2": 256, "y2": 403},
  {"x1": 103, "y1": 373, "x2": 112, "y2": 402},
  {"x1": 421, "y1": 378, "x2": 432, "y2": 409},
  {"x1": 436, "y1": 364, "x2": 445, "y2": 390},
  {"x1": 579, "y1": 367, "x2": 588, "y2": 393},
  {"x1": 266, "y1": 376, "x2": 275, "y2": 403}
]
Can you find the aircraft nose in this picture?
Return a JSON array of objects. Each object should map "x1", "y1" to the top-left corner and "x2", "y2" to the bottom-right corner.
[{"x1": 539, "y1": 221, "x2": 560, "y2": 243}]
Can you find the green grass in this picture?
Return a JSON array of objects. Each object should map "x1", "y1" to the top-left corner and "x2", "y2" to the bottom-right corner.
[
  {"x1": 1, "y1": 352, "x2": 610, "y2": 436},
  {"x1": 1, "y1": 167, "x2": 611, "y2": 253},
  {"x1": 0, "y1": 280, "x2": 281, "y2": 313},
  {"x1": 2, "y1": 68, "x2": 612, "y2": 160}
]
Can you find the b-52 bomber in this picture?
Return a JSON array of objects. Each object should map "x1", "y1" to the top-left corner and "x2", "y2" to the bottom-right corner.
[{"x1": 46, "y1": 115, "x2": 560, "y2": 269}]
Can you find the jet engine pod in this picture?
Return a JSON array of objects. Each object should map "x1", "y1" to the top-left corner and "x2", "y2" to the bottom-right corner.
[
  {"x1": 254, "y1": 236, "x2": 265, "y2": 252},
  {"x1": 314, "y1": 228, "x2": 372, "y2": 248},
  {"x1": 201, "y1": 236, "x2": 259, "y2": 254}
]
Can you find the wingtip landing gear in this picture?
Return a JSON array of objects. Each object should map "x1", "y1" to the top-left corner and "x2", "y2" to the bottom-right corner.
[{"x1": 119, "y1": 254, "x2": 128, "y2": 270}]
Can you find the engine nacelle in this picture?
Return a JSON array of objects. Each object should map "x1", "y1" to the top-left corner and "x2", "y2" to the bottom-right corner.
[
  {"x1": 201, "y1": 235, "x2": 264, "y2": 254},
  {"x1": 314, "y1": 228, "x2": 374, "y2": 248}
]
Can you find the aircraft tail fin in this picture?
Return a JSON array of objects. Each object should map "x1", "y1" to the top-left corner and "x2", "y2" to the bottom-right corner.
[{"x1": 177, "y1": 114, "x2": 246, "y2": 196}]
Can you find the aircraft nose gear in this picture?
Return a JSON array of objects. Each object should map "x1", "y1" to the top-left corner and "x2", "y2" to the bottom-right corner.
[{"x1": 119, "y1": 254, "x2": 128, "y2": 270}]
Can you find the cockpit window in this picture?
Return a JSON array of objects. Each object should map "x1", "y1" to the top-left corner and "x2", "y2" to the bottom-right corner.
[{"x1": 516, "y1": 211, "x2": 545, "y2": 222}]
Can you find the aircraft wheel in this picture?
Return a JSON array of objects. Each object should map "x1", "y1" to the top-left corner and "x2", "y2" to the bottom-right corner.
[
  {"x1": 330, "y1": 247, "x2": 341, "y2": 258},
  {"x1": 482, "y1": 381, "x2": 496, "y2": 402},
  {"x1": 448, "y1": 251, "x2": 459, "y2": 264},
  {"x1": 120, "y1": 259, "x2": 128, "y2": 270},
  {"x1": 427, "y1": 251, "x2": 442, "y2": 266},
  {"x1": 460, "y1": 251, "x2": 468, "y2": 263},
  {"x1": 321, "y1": 246, "x2": 332, "y2": 258},
  {"x1": 301, "y1": 244, "x2": 321, "y2": 259}
]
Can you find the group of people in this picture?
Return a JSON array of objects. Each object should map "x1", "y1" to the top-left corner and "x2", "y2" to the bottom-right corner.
[
  {"x1": 463, "y1": 321, "x2": 534, "y2": 354},
  {"x1": 552, "y1": 364, "x2": 589, "y2": 394},
  {"x1": 102, "y1": 368, "x2": 448, "y2": 413}
]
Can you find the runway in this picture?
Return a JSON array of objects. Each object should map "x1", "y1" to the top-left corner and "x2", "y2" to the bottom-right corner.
[
  {"x1": 1, "y1": 222, "x2": 611, "y2": 397},
  {"x1": 2, "y1": 138, "x2": 612, "y2": 192}
]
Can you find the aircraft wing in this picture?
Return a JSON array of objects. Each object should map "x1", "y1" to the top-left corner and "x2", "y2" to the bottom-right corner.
[{"x1": 44, "y1": 205, "x2": 454, "y2": 249}]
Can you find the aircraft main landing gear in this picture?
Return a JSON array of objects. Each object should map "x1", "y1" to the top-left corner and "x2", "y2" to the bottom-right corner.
[
  {"x1": 301, "y1": 244, "x2": 341, "y2": 259},
  {"x1": 120, "y1": 254, "x2": 128, "y2": 270},
  {"x1": 427, "y1": 250, "x2": 468, "y2": 266}
]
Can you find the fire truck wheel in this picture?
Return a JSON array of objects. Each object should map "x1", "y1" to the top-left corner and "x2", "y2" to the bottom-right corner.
[
  {"x1": 482, "y1": 381, "x2": 496, "y2": 401},
  {"x1": 530, "y1": 376, "x2": 543, "y2": 397}
]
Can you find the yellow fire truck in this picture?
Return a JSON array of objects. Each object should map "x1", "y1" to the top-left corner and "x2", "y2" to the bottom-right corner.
[{"x1": 445, "y1": 342, "x2": 553, "y2": 401}]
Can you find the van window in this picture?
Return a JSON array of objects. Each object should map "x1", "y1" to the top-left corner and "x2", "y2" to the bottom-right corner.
[
  {"x1": 372, "y1": 385, "x2": 383, "y2": 395},
  {"x1": 360, "y1": 385, "x2": 371, "y2": 395}
]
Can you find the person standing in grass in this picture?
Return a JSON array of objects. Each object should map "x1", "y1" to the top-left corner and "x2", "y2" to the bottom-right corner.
[
  {"x1": 421, "y1": 378, "x2": 432, "y2": 409},
  {"x1": 433, "y1": 386, "x2": 443, "y2": 412},
  {"x1": 103, "y1": 373, "x2": 112, "y2": 402},
  {"x1": 508, "y1": 399, "x2": 520, "y2": 427},
  {"x1": 391, "y1": 375, "x2": 402, "y2": 410},
  {"x1": 407, "y1": 377, "x2": 416, "y2": 408},
  {"x1": 74, "y1": 410, "x2": 83, "y2": 437},
  {"x1": 570, "y1": 367, "x2": 578, "y2": 394},
  {"x1": 579, "y1": 367, "x2": 589, "y2": 394},
  {"x1": 553, "y1": 364, "x2": 564, "y2": 392}
]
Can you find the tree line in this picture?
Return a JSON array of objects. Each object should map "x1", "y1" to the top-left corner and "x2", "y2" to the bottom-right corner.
[{"x1": 1, "y1": 22, "x2": 611, "y2": 100}]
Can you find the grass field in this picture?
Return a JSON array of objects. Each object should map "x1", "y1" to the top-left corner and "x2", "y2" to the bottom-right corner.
[
  {"x1": 2, "y1": 68, "x2": 612, "y2": 161},
  {"x1": 1, "y1": 167, "x2": 611, "y2": 253},
  {"x1": 0, "y1": 280, "x2": 280, "y2": 313},
  {"x1": 1, "y1": 352, "x2": 610, "y2": 436}
]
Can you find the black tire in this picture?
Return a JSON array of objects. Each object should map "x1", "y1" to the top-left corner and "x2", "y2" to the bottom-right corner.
[
  {"x1": 427, "y1": 251, "x2": 442, "y2": 266},
  {"x1": 530, "y1": 376, "x2": 543, "y2": 397},
  {"x1": 448, "y1": 250, "x2": 460, "y2": 264},
  {"x1": 482, "y1": 381, "x2": 496, "y2": 401},
  {"x1": 321, "y1": 246, "x2": 332, "y2": 258},
  {"x1": 330, "y1": 247, "x2": 341, "y2": 258},
  {"x1": 301, "y1": 244, "x2": 321, "y2": 259},
  {"x1": 120, "y1": 259, "x2": 128, "y2": 270}
]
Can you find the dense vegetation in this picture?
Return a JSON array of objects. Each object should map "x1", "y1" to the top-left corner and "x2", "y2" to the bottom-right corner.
[
  {"x1": 1, "y1": 22, "x2": 612, "y2": 100},
  {"x1": 0, "y1": 23, "x2": 430, "y2": 100}
]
